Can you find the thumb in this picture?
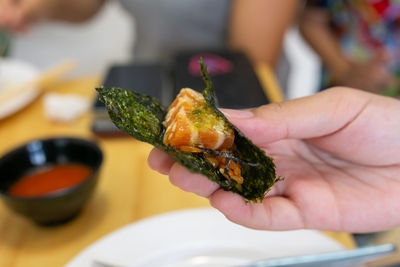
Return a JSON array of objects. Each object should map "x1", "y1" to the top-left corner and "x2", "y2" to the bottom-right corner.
[{"x1": 221, "y1": 87, "x2": 372, "y2": 146}]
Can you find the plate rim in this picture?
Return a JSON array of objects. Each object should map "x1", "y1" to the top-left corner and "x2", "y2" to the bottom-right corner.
[
  {"x1": 0, "y1": 58, "x2": 40, "y2": 119},
  {"x1": 66, "y1": 207, "x2": 344, "y2": 267}
]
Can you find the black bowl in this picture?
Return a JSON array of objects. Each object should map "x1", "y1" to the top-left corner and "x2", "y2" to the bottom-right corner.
[{"x1": 0, "y1": 137, "x2": 103, "y2": 225}]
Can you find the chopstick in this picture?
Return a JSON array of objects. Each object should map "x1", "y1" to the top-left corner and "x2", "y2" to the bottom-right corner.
[
  {"x1": 0, "y1": 30, "x2": 10, "y2": 58},
  {"x1": 0, "y1": 60, "x2": 76, "y2": 106},
  {"x1": 255, "y1": 63, "x2": 285, "y2": 103}
]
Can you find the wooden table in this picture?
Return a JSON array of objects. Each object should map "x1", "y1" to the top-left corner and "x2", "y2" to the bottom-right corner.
[{"x1": 0, "y1": 76, "x2": 355, "y2": 267}]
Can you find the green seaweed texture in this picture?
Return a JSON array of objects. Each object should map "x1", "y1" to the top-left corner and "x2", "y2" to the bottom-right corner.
[{"x1": 96, "y1": 60, "x2": 277, "y2": 201}]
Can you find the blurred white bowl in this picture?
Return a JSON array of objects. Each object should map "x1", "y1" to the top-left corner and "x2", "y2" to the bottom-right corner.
[{"x1": 0, "y1": 59, "x2": 40, "y2": 119}]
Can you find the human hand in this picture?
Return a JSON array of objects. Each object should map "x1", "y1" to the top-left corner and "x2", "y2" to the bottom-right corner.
[
  {"x1": 335, "y1": 51, "x2": 394, "y2": 93},
  {"x1": 0, "y1": 0, "x2": 56, "y2": 32},
  {"x1": 148, "y1": 87, "x2": 400, "y2": 233}
]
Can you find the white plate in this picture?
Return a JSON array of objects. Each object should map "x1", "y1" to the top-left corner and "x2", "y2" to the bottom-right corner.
[
  {"x1": 0, "y1": 59, "x2": 39, "y2": 119},
  {"x1": 66, "y1": 208, "x2": 344, "y2": 267}
]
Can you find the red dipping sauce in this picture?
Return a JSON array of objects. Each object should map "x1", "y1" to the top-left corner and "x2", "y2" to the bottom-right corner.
[{"x1": 8, "y1": 164, "x2": 92, "y2": 197}]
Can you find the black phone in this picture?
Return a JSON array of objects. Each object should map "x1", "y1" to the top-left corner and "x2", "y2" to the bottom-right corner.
[
  {"x1": 174, "y1": 51, "x2": 269, "y2": 109},
  {"x1": 92, "y1": 52, "x2": 270, "y2": 136},
  {"x1": 92, "y1": 64, "x2": 167, "y2": 136}
]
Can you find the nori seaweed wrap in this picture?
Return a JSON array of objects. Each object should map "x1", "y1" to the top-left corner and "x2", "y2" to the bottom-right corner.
[{"x1": 96, "y1": 61, "x2": 278, "y2": 201}]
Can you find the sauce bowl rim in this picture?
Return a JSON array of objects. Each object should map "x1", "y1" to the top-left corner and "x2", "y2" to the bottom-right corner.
[{"x1": 0, "y1": 136, "x2": 103, "y2": 201}]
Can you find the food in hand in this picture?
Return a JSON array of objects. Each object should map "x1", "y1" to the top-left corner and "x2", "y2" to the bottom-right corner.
[{"x1": 96, "y1": 60, "x2": 278, "y2": 201}]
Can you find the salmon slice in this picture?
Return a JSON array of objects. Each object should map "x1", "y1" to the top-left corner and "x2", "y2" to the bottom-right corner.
[
  {"x1": 205, "y1": 153, "x2": 243, "y2": 185},
  {"x1": 163, "y1": 88, "x2": 242, "y2": 184},
  {"x1": 163, "y1": 88, "x2": 234, "y2": 151}
]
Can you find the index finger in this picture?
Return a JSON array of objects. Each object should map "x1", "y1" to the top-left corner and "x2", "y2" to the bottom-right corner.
[{"x1": 169, "y1": 163, "x2": 220, "y2": 198}]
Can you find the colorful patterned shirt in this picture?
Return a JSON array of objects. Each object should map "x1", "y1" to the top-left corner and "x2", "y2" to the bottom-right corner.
[{"x1": 307, "y1": 0, "x2": 400, "y2": 95}]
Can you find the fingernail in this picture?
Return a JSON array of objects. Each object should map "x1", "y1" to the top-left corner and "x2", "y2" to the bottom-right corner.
[{"x1": 220, "y1": 109, "x2": 254, "y2": 119}]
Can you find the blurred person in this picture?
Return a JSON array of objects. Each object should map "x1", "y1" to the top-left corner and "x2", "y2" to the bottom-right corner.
[
  {"x1": 148, "y1": 87, "x2": 400, "y2": 233},
  {"x1": 299, "y1": 0, "x2": 400, "y2": 96},
  {"x1": 0, "y1": 0, "x2": 299, "y2": 71}
]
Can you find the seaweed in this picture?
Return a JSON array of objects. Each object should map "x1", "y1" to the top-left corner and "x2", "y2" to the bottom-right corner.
[
  {"x1": 96, "y1": 87, "x2": 166, "y2": 146},
  {"x1": 96, "y1": 60, "x2": 277, "y2": 201}
]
